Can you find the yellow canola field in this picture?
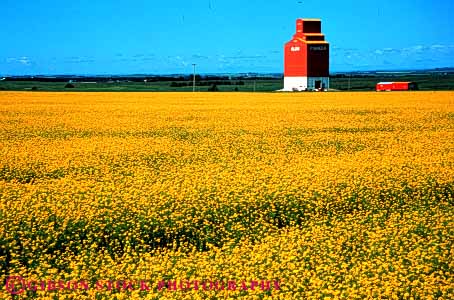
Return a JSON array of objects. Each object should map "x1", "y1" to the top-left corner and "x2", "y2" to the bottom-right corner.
[{"x1": 0, "y1": 91, "x2": 453, "y2": 299}]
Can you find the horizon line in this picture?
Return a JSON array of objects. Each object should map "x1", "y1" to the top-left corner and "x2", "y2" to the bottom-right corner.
[{"x1": 2, "y1": 66, "x2": 453, "y2": 78}]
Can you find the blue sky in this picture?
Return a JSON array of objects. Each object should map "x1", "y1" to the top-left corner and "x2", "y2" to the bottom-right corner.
[{"x1": 1, "y1": 0, "x2": 453, "y2": 75}]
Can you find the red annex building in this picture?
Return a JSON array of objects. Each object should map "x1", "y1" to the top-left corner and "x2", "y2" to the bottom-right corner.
[
  {"x1": 376, "y1": 82, "x2": 418, "y2": 91},
  {"x1": 283, "y1": 19, "x2": 329, "y2": 91}
]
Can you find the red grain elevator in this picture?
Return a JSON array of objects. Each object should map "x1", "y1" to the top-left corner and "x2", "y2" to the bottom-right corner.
[{"x1": 283, "y1": 19, "x2": 330, "y2": 91}]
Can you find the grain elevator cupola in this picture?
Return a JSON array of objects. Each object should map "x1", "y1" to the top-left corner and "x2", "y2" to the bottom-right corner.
[{"x1": 282, "y1": 18, "x2": 330, "y2": 91}]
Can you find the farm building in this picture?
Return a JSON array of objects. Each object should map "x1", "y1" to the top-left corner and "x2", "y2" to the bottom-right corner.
[
  {"x1": 376, "y1": 82, "x2": 418, "y2": 91},
  {"x1": 282, "y1": 18, "x2": 330, "y2": 91}
]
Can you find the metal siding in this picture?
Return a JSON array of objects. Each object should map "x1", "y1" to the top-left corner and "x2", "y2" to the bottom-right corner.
[
  {"x1": 376, "y1": 82, "x2": 410, "y2": 91},
  {"x1": 307, "y1": 44, "x2": 329, "y2": 77},
  {"x1": 284, "y1": 40, "x2": 307, "y2": 76},
  {"x1": 307, "y1": 77, "x2": 329, "y2": 90},
  {"x1": 376, "y1": 83, "x2": 392, "y2": 91},
  {"x1": 295, "y1": 19, "x2": 304, "y2": 37},
  {"x1": 302, "y1": 20, "x2": 321, "y2": 33},
  {"x1": 306, "y1": 35, "x2": 325, "y2": 41},
  {"x1": 393, "y1": 82, "x2": 409, "y2": 90},
  {"x1": 284, "y1": 76, "x2": 308, "y2": 91}
]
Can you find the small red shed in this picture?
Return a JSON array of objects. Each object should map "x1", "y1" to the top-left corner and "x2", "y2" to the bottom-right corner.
[{"x1": 376, "y1": 82, "x2": 418, "y2": 91}]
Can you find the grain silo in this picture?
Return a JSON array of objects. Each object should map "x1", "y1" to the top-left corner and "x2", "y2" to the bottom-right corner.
[{"x1": 283, "y1": 19, "x2": 330, "y2": 91}]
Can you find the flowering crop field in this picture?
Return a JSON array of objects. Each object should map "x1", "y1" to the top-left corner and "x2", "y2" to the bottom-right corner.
[{"x1": 0, "y1": 91, "x2": 453, "y2": 300}]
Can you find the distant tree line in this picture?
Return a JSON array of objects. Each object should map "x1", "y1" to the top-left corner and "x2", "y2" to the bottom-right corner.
[
  {"x1": 3, "y1": 76, "x2": 191, "y2": 83},
  {"x1": 170, "y1": 81, "x2": 245, "y2": 87},
  {"x1": 2, "y1": 74, "x2": 281, "y2": 83},
  {"x1": 331, "y1": 74, "x2": 376, "y2": 78}
]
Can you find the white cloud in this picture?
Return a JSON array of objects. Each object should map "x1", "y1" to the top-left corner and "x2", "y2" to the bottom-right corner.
[
  {"x1": 64, "y1": 56, "x2": 95, "y2": 63},
  {"x1": 173, "y1": 56, "x2": 188, "y2": 67},
  {"x1": 430, "y1": 44, "x2": 445, "y2": 50},
  {"x1": 333, "y1": 43, "x2": 454, "y2": 71},
  {"x1": 6, "y1": 56, "x2": 32, "y2": 65},
  {"x1": 192, "y1": 54, "x2": 209, "y2": 59},
  {"x1": 412, "y1": 45, "x2": 425, "y2": 51}
]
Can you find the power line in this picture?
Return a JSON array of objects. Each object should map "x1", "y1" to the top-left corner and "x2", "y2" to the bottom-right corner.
[{"x1": 192, "y1": 63, "x2": 196, "y2": 92}]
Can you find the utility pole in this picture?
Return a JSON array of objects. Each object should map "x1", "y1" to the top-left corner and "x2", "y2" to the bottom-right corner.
[{"x1": 192, "y1": 64, "x2": 196, "y2": 92}]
